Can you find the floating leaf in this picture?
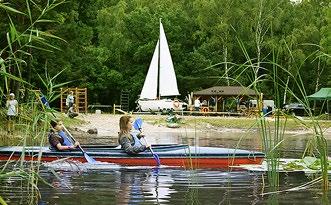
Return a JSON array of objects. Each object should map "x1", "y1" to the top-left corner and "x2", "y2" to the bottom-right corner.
[
  {"x1": 302, "y1": 156, "x2": 318, "y2": 166},
  {"x1": 283, "y1": 161, "x2": 304, "y2": 171}
]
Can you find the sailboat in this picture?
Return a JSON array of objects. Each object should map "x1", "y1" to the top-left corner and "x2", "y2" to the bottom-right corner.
[{"x1": 137, "y1": 19, "x2": 186, "y2": 112}]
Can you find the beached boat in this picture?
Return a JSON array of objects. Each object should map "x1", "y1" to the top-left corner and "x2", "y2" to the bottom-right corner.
[
  {"x1": 0, "y1": 144, "x2": 264, "y2": 168},
  {"x1": 137, "y1": 19, "x2": 186, "y2": 112}
]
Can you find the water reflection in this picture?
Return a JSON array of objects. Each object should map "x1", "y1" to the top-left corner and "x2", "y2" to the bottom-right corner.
[
  {"x1": 1, "y1": 130, "x2": 331, "y2": 204},
  {"x1": 116, "y1": 169, "x2": 145, "y2": 204},
  {"x1": 0, "y1": 163, "x2": 330, "y2": 204},
  {"x1": 115, "y1": 167, "x2": 176, "y2": 204},
  {"x1": 37, "y1": 166, "x2": 268, "y2": 205},
  {"x1": 36, "y1": 165, "x2": 178, "y2": 205}
]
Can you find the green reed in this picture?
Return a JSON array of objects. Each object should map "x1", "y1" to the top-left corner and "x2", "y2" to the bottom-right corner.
[
  {"x1": 0, "y1": 1, "x2": 66, "y2": 204},
  {"x1": 230, "y1": 36, "x2": 329, "y2": 193}
]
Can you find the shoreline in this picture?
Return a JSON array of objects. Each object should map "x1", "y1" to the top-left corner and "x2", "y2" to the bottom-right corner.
[{"x1": 74, "y1": 114, "x2": 331, "y2": 137}]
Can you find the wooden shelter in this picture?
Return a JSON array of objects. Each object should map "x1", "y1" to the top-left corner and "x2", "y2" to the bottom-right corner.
[{"x1": 193, "y1": 86, "x2": 258, "y2": 112}]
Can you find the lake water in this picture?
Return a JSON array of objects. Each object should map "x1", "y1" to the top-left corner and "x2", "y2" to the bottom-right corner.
[{"x1": 0, "y1": 131, "x2": 330, "y2": 204}]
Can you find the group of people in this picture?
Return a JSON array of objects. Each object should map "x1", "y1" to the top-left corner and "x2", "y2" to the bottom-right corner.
[
  {"x1": 49, "y1": 115, "x2": 149, "y2": 155},
  {"x1": 5, "y1": 90, "x2": 148, "y2": 155},
  {"x1": 194, "y1": 97, "x2": 216, "y2": 112},
  {"x1": 4, "y1": 90, "x2": 77, "y2": 135},
  {"x1": 4, "y1": 90, "x2": 145, "y2": 155}
]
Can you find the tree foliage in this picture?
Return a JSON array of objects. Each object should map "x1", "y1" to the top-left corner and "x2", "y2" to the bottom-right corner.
[{"x1": 1, "y1": 0, "x2": 331, "y2": 110}]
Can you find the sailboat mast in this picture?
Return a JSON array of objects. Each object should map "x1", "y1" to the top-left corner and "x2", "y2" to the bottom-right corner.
[{"x1": 157, "y1": 18, "x2": 161, "y2": 100}]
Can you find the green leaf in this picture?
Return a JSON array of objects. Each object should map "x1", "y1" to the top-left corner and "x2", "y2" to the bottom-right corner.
[
  {"x1": 0, "y1": 195, "x2": 8, "y2": 205},
  {"x1": 16, "y1": 49, "x2": 32, "y2": 57},
  {"x1": 26, "y1": 0, "x2": 32, "y2": 23},
  {"x1": 9, "y1": 21, "x2": 18, "y2": 43},
  {"x1": 0, "y1": 71, "x2": 30, "y2": 86},
  {"x1": 0, "y1": 4, "x2": 27, "y2": 15},
  {"x1": 36, "y1": 19, "x2": 56, "y2": 23},
  {"x1": 6, "y1": 33, "x2": 13, "y2": 53},
  {"x1": 7, "y1": 57, "x2": 27, "y2": 66},
  {"x1": 25, "y1": 44, "x2": 54, "y2": 53},
  {"x1": 38, "y1": 31, "x2": 67, "y2": 43}
]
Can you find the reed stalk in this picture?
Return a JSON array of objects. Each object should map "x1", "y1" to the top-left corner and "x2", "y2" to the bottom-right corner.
[
  {"x1": 0, "y1": 1, "x2": 66, "y2": 203},
  {"x1": 228, "y1": 36, "x2": 330, "y2": 194}
]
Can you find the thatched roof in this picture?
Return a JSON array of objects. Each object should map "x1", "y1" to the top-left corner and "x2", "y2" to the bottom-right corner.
[{"x1": 193, "y1": 86, "x2": 257, "y2": 96}]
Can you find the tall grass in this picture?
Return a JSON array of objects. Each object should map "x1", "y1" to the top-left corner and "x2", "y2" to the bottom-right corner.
[
  {"x1": 0, "y1": 1, "x2": 65, "y2": 204},
  {"x1": 196, "y1": 14, "x2": 330, "y2": 197},
  {"x1": 226, "y1": 36, "x2": 329, "y2": 194}
]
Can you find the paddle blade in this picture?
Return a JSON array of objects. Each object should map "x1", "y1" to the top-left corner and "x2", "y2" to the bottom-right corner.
[
  {"x1": 83, "y1": 152, "x2": 97, "y2": 163},
  {"x1": 133, "y1": 118, "x2": 143, "y2": 130},
  {"x1": 153, "y1": 152, "x2": 161, "y2": 166}
]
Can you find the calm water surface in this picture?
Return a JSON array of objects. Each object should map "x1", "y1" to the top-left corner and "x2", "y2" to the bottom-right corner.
[{"x1": 0, "y1": 131, "x2": 330, "y2": 204}]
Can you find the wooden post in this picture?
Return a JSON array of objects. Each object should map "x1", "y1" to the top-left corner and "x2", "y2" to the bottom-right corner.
[
  {"x1": 60, "y1": 88, "x2": 63, "y2": 113},
  {"x1": 85, "y1": 88, "x2": 87, "y2": 114},
  {"x1": 214, "y1": 95, "x2": 217, "y2": 112},
  {"x1": 75, "y1": 87, "x2": 78, "y2": 108}
]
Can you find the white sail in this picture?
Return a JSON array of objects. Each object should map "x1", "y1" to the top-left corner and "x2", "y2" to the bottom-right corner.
[
  {"x1": 140, "y1": 40, "x2": 159, "y2": 99},
  {"x1": 138, "y1": 20, "x2": 186, "y2": 112},
  {"x1": 159, "y1": 21, "x2": 180, "y2": 97}
]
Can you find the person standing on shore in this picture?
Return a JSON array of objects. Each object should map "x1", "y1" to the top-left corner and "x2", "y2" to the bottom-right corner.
[
  {"x1": 118, "y1": 115, "x2": 149, "y2": 154},
  {"x1": 66, "y1": 91, "x2": 74, "y2": 109},
  {"x1": 6, "y1": 93, "x2": 18, "y2": 134},
  {"x1": 194, "y1": 98, "x2": 201, "y2": 111}
]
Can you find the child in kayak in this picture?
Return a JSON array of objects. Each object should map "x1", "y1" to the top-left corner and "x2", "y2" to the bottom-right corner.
[
  {"x1": 48, "y1": 120, "x2": 80, "y2": 151},
  {"x1": 118, "y1": 115, "x2": 149, "y2": 154}
]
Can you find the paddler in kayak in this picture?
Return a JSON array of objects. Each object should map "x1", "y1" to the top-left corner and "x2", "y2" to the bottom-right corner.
[
  {"x1": 118, "y1": 115, "x2": 149, "y2": 154},
  {"x1": 48, "y1": 119, "x2": 80, "y2": 151}
]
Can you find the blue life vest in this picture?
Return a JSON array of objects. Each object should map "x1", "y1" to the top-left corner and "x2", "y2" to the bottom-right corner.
[
  {"x1": 58, "y1": 130, "x2": 73, "y2": 146},
  {"x1": 131, "y1": 131, "x2": 143, "y2": 147}
]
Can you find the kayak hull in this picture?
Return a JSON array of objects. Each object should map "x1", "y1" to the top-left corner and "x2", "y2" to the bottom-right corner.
[{"x1": 0, "y1": 144, "x2": 264, "y2": 168}]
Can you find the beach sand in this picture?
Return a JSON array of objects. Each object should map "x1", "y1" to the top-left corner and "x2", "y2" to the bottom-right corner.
[
  {"x1": 75, "y1": 114, "x2": 199, "y2": 137},
  {"x1": 74, "y1": 114, "x2": 330, "y2": 138}
]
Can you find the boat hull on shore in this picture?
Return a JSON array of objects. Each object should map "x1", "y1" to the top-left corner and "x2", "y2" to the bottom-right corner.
[{"x1": 0, "y1": 144, "x2": 264, "y2": 168}]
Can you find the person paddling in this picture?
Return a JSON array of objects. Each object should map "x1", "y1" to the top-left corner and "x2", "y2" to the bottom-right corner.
[
  {"x1": 48, "y1": 120, "x2": 80, "y2": 151},
  {"x1": 118, "y1": 115, "x2": 149, "y2": 154}
]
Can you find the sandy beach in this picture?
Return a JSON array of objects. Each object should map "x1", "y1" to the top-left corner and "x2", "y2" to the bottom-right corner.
[
  {"x1": 74, "y1": 114, "x2": 331, "y2": 138},
  {"x1": 75, "y1": 114, "x2": 202, "y2": 137}
]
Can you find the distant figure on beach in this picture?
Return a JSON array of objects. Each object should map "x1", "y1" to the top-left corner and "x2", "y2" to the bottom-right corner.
[
  {"x1": 6, "y1": 93, "x2": 18, "y2": 134},
  {"x1": 68, "y1": 104, "x2": 79, "y2": 118},
  {"x1": 209, "y1": 96, "x2": 216, "y2": 111},
  {"x1": 194, "y1": 98, "x2": 201, "y2": 111},
  {"x1": 66, "y1": 91, "x2": 74, "y2": 109},
  {"x1": 118, "y1": 115, "x2": 149, "y2": 154},
  {"x1": 48, "y1": 120, "x2": 80, "y2": 151},
  {"x1": 202, "y1": 99, "x2": 207, "y2": 106}
]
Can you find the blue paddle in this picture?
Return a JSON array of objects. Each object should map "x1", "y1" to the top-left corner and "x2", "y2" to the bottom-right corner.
[
  {"x1": 40, "y1": 95, "x2": 97, "y2": 164},
  {"x1": 133, "y1": 118, "x2": 161, "y2": 166}
]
